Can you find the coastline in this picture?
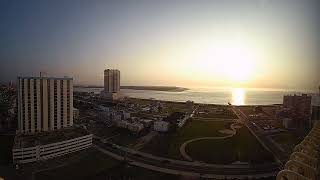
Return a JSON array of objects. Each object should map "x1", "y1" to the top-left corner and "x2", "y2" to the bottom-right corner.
[
  {"x1": 74, "y1": 87, "x2": 292, "y2": 105},
  {"x1": 74, "y1": 85, "x2": 189, "y2": 92},
  {"x1": 126, "y1": 97, "x2": 282, "y2": 107}
]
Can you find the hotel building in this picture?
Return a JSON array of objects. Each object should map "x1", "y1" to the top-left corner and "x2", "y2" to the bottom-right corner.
[
  {"x1": 17, "y1": 76, "x2": 73, "y2": 134},
  {"x1": 104, "y1": 69, "x2": 120, "y2": 93},
  {"x1": 101, "y1": 69, "x2": 122, "y2": 100},
  {"x1": 283, "y1": 94, "x2": 312, "y2": 127}
]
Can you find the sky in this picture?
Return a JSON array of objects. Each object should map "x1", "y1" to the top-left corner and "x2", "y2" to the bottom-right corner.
[{"x1": 0, "y1": 0, "x2": 319, "y2": 91}]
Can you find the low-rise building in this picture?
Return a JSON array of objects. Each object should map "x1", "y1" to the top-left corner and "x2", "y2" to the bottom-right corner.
[
  {"x1": 115, "y1": 120, "x2": 144, "y2": 132},
  {"x1": 122, "y1": 112, "x2": 130, "y2": 120},
  {"x1": 127, "y1": 122, "x2": 144, "y2": 132},
  {"x1": 153, "y1": 120, "x2": 170, "y2": 132},
  {"x1": 140, "y1": 119, "x2": 153, "y2": 128},
  {"x1": 116, "y1": 120, "x2": 128, "y2": 128}
]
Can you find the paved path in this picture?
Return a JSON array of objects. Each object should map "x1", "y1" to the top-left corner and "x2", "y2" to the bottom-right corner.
[{"x1": 180, "y1": 122, "x2": 243, "y2": 161}]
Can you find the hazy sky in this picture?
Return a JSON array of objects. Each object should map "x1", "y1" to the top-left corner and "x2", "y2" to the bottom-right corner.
[{"x1": 1, "y1": 0, "x2": 319, "y2": 91}]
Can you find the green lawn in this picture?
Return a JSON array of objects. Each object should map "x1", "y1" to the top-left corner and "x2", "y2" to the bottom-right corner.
[
  {"x1": 196, "y1": 110, "x2": 238, "y2": 119},
  {"x1": 186, "y1": 127, "x2": 275, "y2": 164},
  {"x1": 0, "y1": 135, "x2": 15, "y2": 165},
  {"x1": 141, "y1": 120, "x2": 228, "y2": 159},
  {"x1": 142, "y1": 120, "x2": 275, "y2": 164}
]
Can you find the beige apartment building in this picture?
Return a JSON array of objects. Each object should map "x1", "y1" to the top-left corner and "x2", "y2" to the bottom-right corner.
[
  {"x1": 17, "y1": 76, "x2": 73, "y2": 134},
  {"x1": 104, "y1": 69, "x2": 120, "y2": 93}
]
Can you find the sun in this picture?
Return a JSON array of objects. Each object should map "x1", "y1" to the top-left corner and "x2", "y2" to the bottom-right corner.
[
  {"x1": 232, "y1": 88, "x2": 246, "y2": 105},
  {"x1": 217, "y1": 44, "x2": 255, "y2": 82},
  {"x1": 194, "y1": 39, "x2": 257, "y2": 83}
]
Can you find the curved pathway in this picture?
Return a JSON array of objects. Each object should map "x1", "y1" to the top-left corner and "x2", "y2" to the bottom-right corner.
[{"x1": 180, "y1": 122, "x2": 243, "y2": 161}]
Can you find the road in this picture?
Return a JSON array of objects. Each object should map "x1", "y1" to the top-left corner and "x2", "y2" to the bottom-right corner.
[{"x1": 232, "y1": 107, "x2": 288, "y2": 166}]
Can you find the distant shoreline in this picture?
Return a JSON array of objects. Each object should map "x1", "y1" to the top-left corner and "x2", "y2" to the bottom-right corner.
[
  {"x1": 74, "y1": 85, "x2": 189, "y2": 92},
  {"x1": 127, "y1": 97, "x2": 282, "y2": 107}
]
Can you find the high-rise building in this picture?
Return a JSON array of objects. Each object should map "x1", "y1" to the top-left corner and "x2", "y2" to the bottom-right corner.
[
  {"x1": 283, "y1": 94, "x2": 312, "y2": 127},
  {"x1": 283, "y1": 94, "x2": 312, "y2": 115},
  {"x1": 104, "y1": 69, "x2": 120, "y2": 93},
  {"x1": 311, "y1": 87, "x2": 320, "y2": 122},
  {"x1": 101, "y1": 69, "x2": 122, "y2": 100},
  {"x1": 17, "y1": 76, "x2": 73, "y2": 134}
]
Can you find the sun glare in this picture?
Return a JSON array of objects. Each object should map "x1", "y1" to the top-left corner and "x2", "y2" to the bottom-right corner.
[
  {"x1": 194, "y1": 38, "x2": 257, "y2": 83},
  {"x1": 232, "y1": 88, "x2": 246, "y2": 105}
]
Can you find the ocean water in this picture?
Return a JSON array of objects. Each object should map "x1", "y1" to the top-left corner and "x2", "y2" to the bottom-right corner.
[{"x1": 74, "y1": 87, "x2": 308, "y2": 105}]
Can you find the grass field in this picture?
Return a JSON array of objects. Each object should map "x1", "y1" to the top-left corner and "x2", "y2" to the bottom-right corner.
[
  {"x1": 142, "y1": 119, "x2": 275, "y2": 164},
  {"x1": 196, "y1": 111, "x2": 238, "y2": 119},
  {"x1": 186, "y1": 127, "x2": 275, "y2": 164},
  {"x1": 141, "y1": 120, "x2": 228, "y2": 159},
  {"x1": 36, "y1": 148, "x2": 179, "y2": 180},
  {"x1": 0, "y1": 135, "x2": 14, "y2": 165},
  {"x1": 163, "y1": 102, "x2": 189, "y2": 114}
]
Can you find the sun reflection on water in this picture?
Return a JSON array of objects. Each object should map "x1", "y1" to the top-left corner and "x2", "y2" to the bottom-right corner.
[{"x1": 232, "y1": 88, "x2": 246, "y2": 105}]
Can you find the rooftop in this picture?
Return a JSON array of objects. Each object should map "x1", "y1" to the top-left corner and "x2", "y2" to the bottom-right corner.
[{"x1": 17, "y1": 76, "x2": 73, "y2": 80}]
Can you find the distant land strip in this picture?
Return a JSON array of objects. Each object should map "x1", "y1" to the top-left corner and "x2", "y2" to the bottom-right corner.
[{"x1": 74, "y1": 85, "x2": 189, "y2": 92}]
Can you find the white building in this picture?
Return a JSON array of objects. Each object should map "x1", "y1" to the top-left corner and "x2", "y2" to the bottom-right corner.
[
  {"x1": 115, "y1": 120, "x2": 144, "y2": 132},
  {"x1": 13, "y1": 133, "x2": 92, "y2": 164},
  {"x1": 17, "y1": 76, "x2": 73, "y2": 134},
  {"x1": 100, "y1": 69, "x2": 123, "y2": 100},
  {"x1": 153, "y1": 120, "x2": 170, "y2": 132},
  {"x1": 127, "y1": 122, "x2": 144, "y2": 132}
]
